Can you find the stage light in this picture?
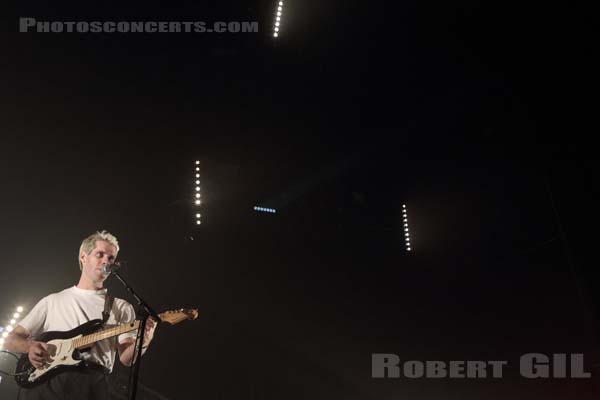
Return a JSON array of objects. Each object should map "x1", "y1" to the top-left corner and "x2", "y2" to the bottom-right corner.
[
  {"x1": 193, "y1": 161, "x2": 202, "y2": 225},
  {"x1": 0, "y1": 338, "x2": 4, "y2": 345},
  {"x1": 403, "y1": 204, "x2": 412, "y2": 251},
  {"x1": 16, "y1": 306, "x2": 23, "y2": 313},
  {"x1": 6, "y1": 326, "x2": 13, "y2": 333},
  {"x1": 13, "y1": 313, "x2": 19, "y2": 319},
  {"x1": 273, "y1": 0, "x2": 284, "y2": 38},
  {"x1": 10, "y1": 319, "x2": 15, "y2": 325},
  {"x1": 254, "y1": 206, "x2": 277, "y2": 214},
  {"x1": 1, "y1": 332, "x2": 7, "y2": 338}
]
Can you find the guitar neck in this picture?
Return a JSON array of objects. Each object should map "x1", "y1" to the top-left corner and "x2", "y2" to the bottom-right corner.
[
  {"x1": 70, "y1": 308, "x2": 198, "y2": 350},
  {"x1": 73, "y1": 321, "x2": 140, "y2": 350}
]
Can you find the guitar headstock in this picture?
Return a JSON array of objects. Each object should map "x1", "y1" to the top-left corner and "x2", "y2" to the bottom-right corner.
[{"x1": 158, "y1": 309, "x2": 199, "y2": 325}]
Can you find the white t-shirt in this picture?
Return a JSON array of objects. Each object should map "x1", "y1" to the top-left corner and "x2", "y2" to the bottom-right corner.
[{"x1": 18, "y1": 286, "x2": 137, "y2": 372}]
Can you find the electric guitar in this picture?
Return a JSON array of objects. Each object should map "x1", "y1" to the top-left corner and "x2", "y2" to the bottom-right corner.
[{"x1": 15, "y1": 308, "x2": 198, "y2": 388}]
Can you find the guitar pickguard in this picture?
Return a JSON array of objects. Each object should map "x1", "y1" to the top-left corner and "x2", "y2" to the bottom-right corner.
[{"x1": 27, "y1": 335, "x2": 83, "y2": 382}]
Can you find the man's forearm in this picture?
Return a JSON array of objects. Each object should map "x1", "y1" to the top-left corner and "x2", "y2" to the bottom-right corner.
[
  {"x1": 119, "y1": 342, "x2": 149, "y2": 367},
  {"x1": 5, "y1": 333, "x2": 33, "y2": 354}
]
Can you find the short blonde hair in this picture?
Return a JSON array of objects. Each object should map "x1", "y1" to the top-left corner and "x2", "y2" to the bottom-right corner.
[{"x1": 78, "y1": 230, "x2": 120, "y2": 270}]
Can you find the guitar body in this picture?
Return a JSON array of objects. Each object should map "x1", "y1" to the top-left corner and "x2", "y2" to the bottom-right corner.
[{"x1": 15, "y1": 319, "x2": 104, "y2": 388}]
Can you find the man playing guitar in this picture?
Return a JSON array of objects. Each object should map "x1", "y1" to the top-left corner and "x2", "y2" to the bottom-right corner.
[{"x1": 4, "y1": 230, "x2": 158, "y2": 399}]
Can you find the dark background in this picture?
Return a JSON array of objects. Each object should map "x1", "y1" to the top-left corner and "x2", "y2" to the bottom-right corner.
[{"x1": 0, "y1": 1, "x2": 598, "y2": 398}]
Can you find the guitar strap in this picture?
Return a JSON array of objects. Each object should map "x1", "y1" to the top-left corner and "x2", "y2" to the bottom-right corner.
[{"x1": 102, "y1": 292, "x2": 114, "y2": 325}]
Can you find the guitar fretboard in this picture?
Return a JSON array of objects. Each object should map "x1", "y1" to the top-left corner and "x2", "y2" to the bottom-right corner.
[{"x1": 73, "y1": 321, "x2": 140, "y2": 349}]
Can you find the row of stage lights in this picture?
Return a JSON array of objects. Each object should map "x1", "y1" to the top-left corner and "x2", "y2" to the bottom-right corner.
[
  {"x1": 190, "y1": 161, "x2": 409, "y2": 239},
  {"x1": 193, "y1": 162, "x2": 278, "y2": 223},
  {"x1": 403, "y1": 204, "x2": 411, "y2": 251},
  {"x1": 273, "y1": 1, "x2": 284, "y2": 37},
  {"x1": 254, "y1": 206, "x2": 277, "y2": 214},
  {"x1": 0, "y1": 306, "x2": 24, "y2": 348},
  {"x1": 194, "y1": 161, "x2": 202, "y2": 225}
]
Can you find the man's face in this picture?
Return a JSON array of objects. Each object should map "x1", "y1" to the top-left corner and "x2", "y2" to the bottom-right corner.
[{"x1": 80, "y1": 240, "x2": 118, "y2": 285}]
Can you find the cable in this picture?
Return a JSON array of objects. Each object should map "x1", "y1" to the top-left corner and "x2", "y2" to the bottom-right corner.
[
  {"x1": 0, "y1": 350, "x2": 27, "y2": 376},
  {"x1": 1, "y1": 351, "x2": 29, "y2": 400}
]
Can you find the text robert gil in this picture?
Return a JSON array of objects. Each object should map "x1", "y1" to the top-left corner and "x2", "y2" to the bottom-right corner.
[{"x1": 372, "y1": 353, "x2": 591, "y2": 378}]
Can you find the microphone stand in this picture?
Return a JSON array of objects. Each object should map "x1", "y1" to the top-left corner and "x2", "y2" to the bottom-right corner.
[{"x1": 110, "y1": 268, "x2": 160, "y2": 400}]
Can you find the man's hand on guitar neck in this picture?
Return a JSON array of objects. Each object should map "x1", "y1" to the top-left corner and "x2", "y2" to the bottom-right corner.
[
  {"x1": 142, "y1": 317, "x2": 157, "y2": 349},
  {"x1": 118, "y1": 316, "x2": 158, "y2": 366}
]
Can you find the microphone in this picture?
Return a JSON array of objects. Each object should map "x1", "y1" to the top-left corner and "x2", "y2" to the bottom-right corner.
[{"x1": 102, "y1": 261, "x2": 123, "y2": 276}]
